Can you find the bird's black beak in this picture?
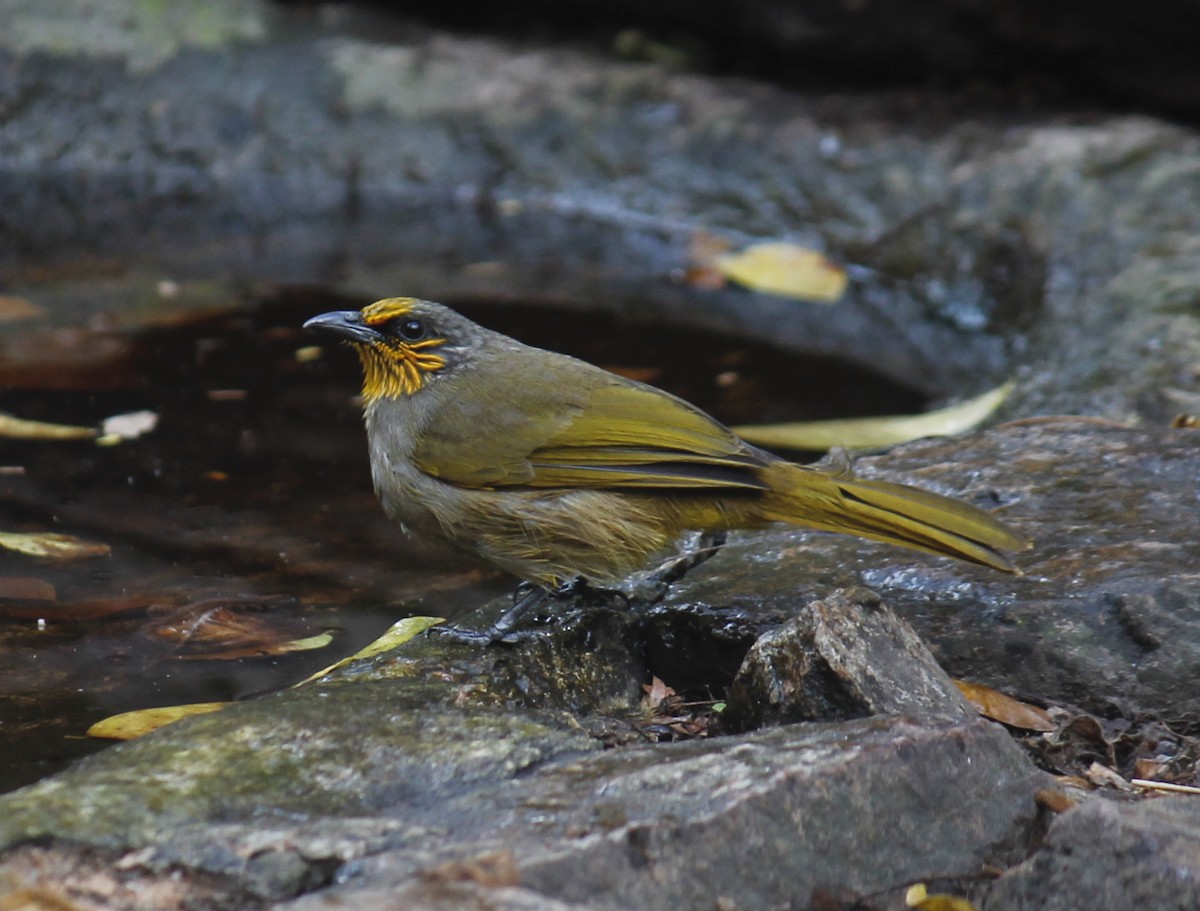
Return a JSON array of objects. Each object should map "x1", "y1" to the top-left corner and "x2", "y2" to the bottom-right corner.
[{"x1": 302, "y1": 310, "x2": 382, "y2": 345}]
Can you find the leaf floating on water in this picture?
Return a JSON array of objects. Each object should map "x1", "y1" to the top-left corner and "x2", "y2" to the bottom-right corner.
[
  {"x1": 733, "y1": 382, "x2": 1014, "y2": 452},
  {"x1": 148, "y1": 597, "x2": 321, "y2": 660},
  {"x1": 714, "y1": 242, "x2": 848, "y2": 304},
  {"x1": 954, "y1": 679, "x2": 1054, "y2": 732},
  {"x1": 97, "y1": 409, "x2": 158, "y2": 445},
  {"x1": 0, "y1": 531, "x2": 111, "y2": 561},
  {"x1": 87, "y1": 702, "x2": 230, "y2": 740},
  {"x1": 277, "y1": 631, "x2": 334, "y2": 653},
  {"x1": 296, "y1": 616, "x2": 445, "y2": 685},
  {"x1": 0, "y1": 577, "x2": 57, "y2": 602},
  {"x1": 0, "y1": 412, "x2": 96, "y2": 440}
]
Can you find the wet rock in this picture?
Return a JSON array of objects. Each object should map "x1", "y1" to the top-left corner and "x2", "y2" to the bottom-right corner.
[
  {"x1": 984, "y1": 796, "x2": 1200, "y2": 911},
  {"x1": 286, "y1": 715, "x2": 1046, "y2": 910},
  {"x1": 0, "y1": 679, "x2": 601, "y2": 897},
  {"x1": 723, "y1": 588, "x2": 975, "y2": 731},
  {"x1": 660, "y1": 420, "x2": 1200, "y2": 726}
]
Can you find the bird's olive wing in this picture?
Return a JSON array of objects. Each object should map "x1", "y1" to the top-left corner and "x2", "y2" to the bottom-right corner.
[{"x1": 412, "y1": 369, "x2": 767, "y2": 491}]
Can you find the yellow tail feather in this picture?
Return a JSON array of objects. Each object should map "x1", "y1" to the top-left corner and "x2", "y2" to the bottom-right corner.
[{"x1": 760, "y1": 462, "x2": 1032, "y2": 572}]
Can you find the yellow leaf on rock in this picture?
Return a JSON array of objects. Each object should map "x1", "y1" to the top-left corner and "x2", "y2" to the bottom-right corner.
[
  {"x1": 295, "y1": 616, "x2": 445, "y2": 685},
  {"x1": 0, "y1": 531, "x2": 111, "y2": 561},
  {"x1": 733, "y1": 382, "x2": 1013, "y2": 452},
  {"x1": 714, "y1": 242, "x2": 847, "y2": 303},
  {"x1": 87, "y1": 702, "x2": 230, "y2": 740},
  {"x1": 906, "y1": 884, "x2": 981, "y2": 911}
]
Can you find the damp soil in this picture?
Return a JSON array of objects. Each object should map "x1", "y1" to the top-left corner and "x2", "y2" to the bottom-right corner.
[{"x1": 0, "y1": 289, "x2": 927, "y2": 793}]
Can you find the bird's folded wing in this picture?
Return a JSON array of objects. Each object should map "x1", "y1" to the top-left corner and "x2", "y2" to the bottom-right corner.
[{"x1": 413, "y1": 376, "x2": 766, "y2": 491}]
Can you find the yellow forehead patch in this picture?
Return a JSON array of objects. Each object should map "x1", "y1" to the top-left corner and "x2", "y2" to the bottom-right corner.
[
  {"x1": 362, "y1": 297, "x2": 418, "y2": 326},
  {"x1": 351, "y1": 297, "x2": 447, "y2": 401}
]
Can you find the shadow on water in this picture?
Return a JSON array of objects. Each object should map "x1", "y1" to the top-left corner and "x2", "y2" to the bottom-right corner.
[{"x1": 0, "y1": 288, "x2": 926, "y2": 792}]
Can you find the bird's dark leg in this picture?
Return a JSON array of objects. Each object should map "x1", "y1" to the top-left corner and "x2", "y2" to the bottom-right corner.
[
  {"x1": 643, "y1": 535, "x2": 724, "y2": 590},
  {"x1": 431, "y1": 583, "x2": 552, "y2": 645},
  {"x1": 433, "y1": 534, "x2": 726, "y2": 645}
]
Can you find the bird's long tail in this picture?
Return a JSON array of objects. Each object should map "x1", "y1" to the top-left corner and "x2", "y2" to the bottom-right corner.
[{"x1": 759, "y1": 461, "x2": 1032, "y2": 572}]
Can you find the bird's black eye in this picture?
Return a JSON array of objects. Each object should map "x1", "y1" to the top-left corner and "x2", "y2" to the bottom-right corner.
[{"x1": 395, "y1": 318, "x2": 426, "y2": 341}]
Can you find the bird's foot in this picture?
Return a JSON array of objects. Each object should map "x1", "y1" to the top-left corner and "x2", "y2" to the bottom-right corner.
[
  {"x1": 428, "y1": 583, "x2": 550, "y2": 645},
  {"x1": 429, "y1": 576, "x2": 630, "y2": 645}
]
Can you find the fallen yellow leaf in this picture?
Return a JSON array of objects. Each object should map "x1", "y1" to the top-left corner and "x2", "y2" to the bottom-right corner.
[
  {"x1": 714, "y1": 242, "x2": 847, "y2": 303},
  {"x1": 733, "y1": 382, "x2": 1014, "y2": 452},
  {"x1": 0, "y1": 413, "x2": 96, "y2": 440},
  {"x1": 906, "y1": 883, "x2": 980, "y2": 911},
  {"x1": 87, "y1": 702, "x2": 230, "y2": 740},
  {"x1": 0, "y1": 531, "x2": 111, "y2": 561},
  {"x1": 295, "y1": 615, "x2": 445, "y2": 685}
]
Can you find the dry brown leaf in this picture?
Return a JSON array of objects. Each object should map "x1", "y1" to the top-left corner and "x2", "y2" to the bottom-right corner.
[
  {"x1": 1034, "y1": 788, "x2": 1077, "y2": 814},
  {"x1": 714, "y1": 242, "x2": 847, "y2": 303},
  {"x1": 87, "y1": 702, "x2": 230, "y2": 740},
  {"x1": 419, "y1": 850, "x2": 520, "y2": 887},
  {"x1": 954, "y1": 679, "x2": 1054, "y2": 732},
  {"x1": 1085, "y1": 762, "x2": 1134, "y2": 791},
  {"x1": 0, "y1": 413, "x2": 96, "y2": 441},
  {"x1": 146, "y1": 599, "x2": 326, "y2": 660},
  {"x1": 1134, "y1": 757, "x2": 1168, "y2": 780},
  {"x1": 0, "y1": 531, "x2": 111, "y2": 561},
  {"x1": 643, "y1": 676, "x2": 676, "y2": 708},
  {"x1": 0, "y1": 295, "x2": 44, "y2": 323}
]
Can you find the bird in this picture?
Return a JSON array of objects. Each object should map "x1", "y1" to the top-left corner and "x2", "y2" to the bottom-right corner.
[{"x1": 304, "y1": 297, "x2": 1031, "y2": 643}]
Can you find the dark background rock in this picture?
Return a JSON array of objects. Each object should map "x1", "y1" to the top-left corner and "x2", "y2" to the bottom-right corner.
[
  {"x1": 365, "y1": 0, "x2": 1200, "y2": 120},
  {"x1": 984, "y1": 796, "x2": 1200, "y2": 911}
]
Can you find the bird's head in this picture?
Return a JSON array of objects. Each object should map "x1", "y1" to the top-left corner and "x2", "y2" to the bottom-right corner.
[{"x1": 303, "y1": 298, "x2": 465, "y2": 402}]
